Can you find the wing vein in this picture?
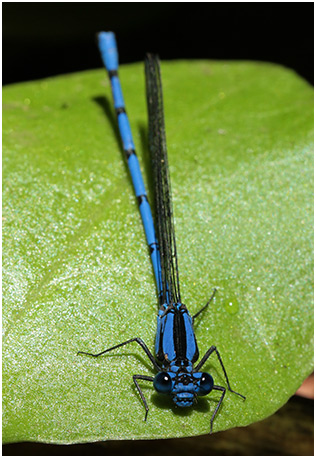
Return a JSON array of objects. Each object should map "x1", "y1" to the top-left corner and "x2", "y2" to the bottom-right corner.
[{"x1": 145, "y1": 54, "x2": 181, "y2": 306}]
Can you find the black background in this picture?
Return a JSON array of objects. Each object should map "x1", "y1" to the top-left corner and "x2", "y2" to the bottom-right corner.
[
  {"x1": 3, "y1": 3, "x2": 314, "y2": 86},
  {"x1": 3, "y1": 2, "x2": 314, "y2": 456}
]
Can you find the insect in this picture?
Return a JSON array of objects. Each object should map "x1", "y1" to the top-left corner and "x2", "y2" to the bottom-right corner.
[{"x1": 78, "y1": 31, "x2": 245, "y2": 433}]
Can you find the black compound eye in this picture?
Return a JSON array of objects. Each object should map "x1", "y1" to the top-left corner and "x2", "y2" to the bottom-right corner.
[
  {"x1": 153, "y1": 372, "x2": 173, "y2": 394},
  {"x1": 198, "y1": 372, "x2": 214, "y2": 396}
]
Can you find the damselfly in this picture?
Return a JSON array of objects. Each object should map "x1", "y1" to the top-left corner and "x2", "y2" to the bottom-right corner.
[{"x1": 78, "y1": 31, "x2": 245, "y2": 433}]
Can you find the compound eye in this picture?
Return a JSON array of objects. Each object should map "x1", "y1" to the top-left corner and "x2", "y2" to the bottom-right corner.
[
  {"x1": 153, "y1": 372, "x2": 173, "y2": 394},
  {"x1": 198, "y1": 372, "x2": 214, "y2": 395}
]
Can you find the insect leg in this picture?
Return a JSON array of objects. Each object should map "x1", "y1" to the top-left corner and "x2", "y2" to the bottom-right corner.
[
  {"x1": 195, "y1": 345, "x2": 245, "y2": 399},
  {"x1": 209, "y1": 385, "x2": 226, "y2": 434},
  {"x1": 192, "y1": 288, "x2": 217, "y2": 323},
  {"x1": 78, "y1": 337, "x2": 161, "y2": 371},
  {"x1": 133, "y1": 374, "x2": 154, "y2": 421}
]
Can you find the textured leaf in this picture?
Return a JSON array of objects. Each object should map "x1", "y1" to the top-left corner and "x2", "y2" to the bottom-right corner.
[{"x1": 3, "y1": 61, "x2": 313, "y2": 443}]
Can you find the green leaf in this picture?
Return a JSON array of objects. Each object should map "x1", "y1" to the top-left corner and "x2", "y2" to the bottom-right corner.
[{"x1": 3, "y1": 61, "x2": 313, "y2": 444}]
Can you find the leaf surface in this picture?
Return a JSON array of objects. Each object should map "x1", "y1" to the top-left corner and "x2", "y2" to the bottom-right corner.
[{"x1": 3, "y1": 61, "x2": 313, "y2": 443}]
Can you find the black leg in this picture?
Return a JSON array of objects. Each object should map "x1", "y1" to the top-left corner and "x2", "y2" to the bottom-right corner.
[
  {"x1": 209, "y1": 385, "x2": 226, "y2": 434},
  {"x1": 133, "y1": 374, "x2": 154, "y2": 421},
  {"x1": 77, "y1": 337, "x2": 161, "y2": 371},
  {"x1": 192, "y1": 288, "x2": 217, "y2": 323},
  {"x1": 194, "y1": 345, "x2": 245, "y2": 400}
]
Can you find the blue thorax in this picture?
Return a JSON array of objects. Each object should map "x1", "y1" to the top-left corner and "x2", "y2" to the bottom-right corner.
[{"x1": 154, "y1": 303, "x2": 214, "y2": 407}]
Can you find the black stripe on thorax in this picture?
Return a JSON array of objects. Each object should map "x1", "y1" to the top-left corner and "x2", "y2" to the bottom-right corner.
[{"x1": 173, "y1": 309, "x2": 187, "y2": 360}]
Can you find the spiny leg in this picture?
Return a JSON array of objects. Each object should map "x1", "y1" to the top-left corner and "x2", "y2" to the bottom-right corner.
[
  {"x1": 209, "y1": 385, "x2": 226, "y2": 434},
  {"x1": 77, "y1": 337, "x2": 161, "y2": 371},
  {"x1": 195, "y1": 345, "x2": 245, "y2": 399},
  {"x1": 133, "y1": 375, "x2": 154, "y2": 421},
  {"x1": 192, "y1": 288, "x2": 217, "y2": 324}
]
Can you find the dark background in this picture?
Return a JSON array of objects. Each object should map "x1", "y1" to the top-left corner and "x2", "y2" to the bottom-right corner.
[
  {"x1": 3, "y1": 2, "x2": 314, "y2": 456},
  {"x1": 3, "y1": 3, "x2": 314, "y2": 86}
]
